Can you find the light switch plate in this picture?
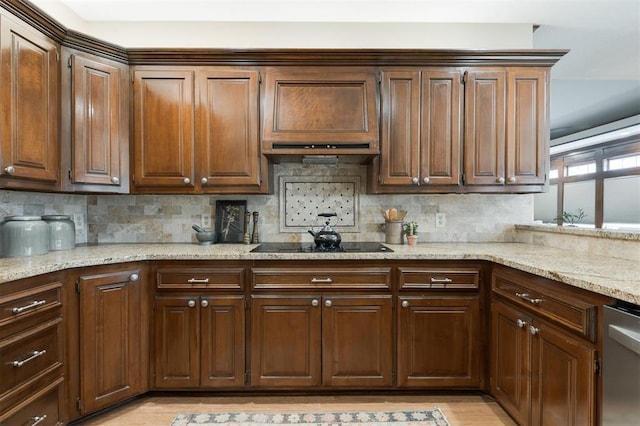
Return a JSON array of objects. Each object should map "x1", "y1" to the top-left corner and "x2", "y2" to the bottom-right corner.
[
  {"x1": 201, "y1": 213, "x2": 212, "y2": 230},
  {"x1": 73, "y1": 213, "x2": 85, "y2": 232},
  {"x1": 435, "y1": 213, "x2": 446, "y2": 228}
]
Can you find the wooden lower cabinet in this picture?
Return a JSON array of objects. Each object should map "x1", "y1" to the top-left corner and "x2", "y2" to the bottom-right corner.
[
  {"x1": 491, "y1": 300, "x2": 597, "y2": 426},
  {"x1": 250, "y1": 295, "x2": 392, "y2": 388},
  {"x1": 77, "y1": 267, "x2": 147, "y2": 415},
  {"x1": 397, "y1": 295, "x2": 481, "y2": 388},
  {"x1": 154, "y1": 295, "x2": 245, "y2": 389}
]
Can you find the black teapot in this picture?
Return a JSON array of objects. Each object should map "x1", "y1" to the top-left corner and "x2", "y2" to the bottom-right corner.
[{"x1": 308, "y1": 213, "x2": 341, "y2": 249}]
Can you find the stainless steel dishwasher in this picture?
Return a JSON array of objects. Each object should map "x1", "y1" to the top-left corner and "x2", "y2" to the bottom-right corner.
[{"x1": 603, "y1": 303, "x2": 640, "y2": 425}]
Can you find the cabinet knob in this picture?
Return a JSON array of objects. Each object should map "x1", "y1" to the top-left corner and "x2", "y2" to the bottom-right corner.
[
  {"x1": 311, "y1": 299, "x2": 319, "y2": 307},
  {"x1": 129, "y1": 273, "x2": 139, "y2": 282},
  {"x1": 201, "y1": 299, "x2": 209, "y2": 308},
  {"x1": 412, "y1": 177, "x2": 419, "y2": 185},
  {"x1": 529, "y1": 325, "x2": 539, "y2": 335},
  {"x1": 183, "y1": 177, "x2": 191, "y2": 185},
  {"x1": 508, "y1": 176, "x2": 517, "y2": 183},
  {"x1": 422, "y1": 177, "x2": 430, "y2": 184},
  {"x1": 111, "y1": 176, "x2": 120, "y2": 184},
  {"x1": 201, "y1": 177, "x2": 208, "y2": 185},
  {"x1": 4, "y1": 165, "x2": 15, "y2": 175},
  {"x1": 497, "y1": 177, "x2": 505, "y2": 184},
  {"x1": 325, "y1": 300, "x2": 332, "y2": 308},
  {"x1": 187, "y1": 300, "x2": 196, "y2": 308},
  {"x1": 516, "y1": 319, "x2": 527, "y2": 328},
  {"x1": 401, "y1": 300, "x2": 409, "y2": 308}
]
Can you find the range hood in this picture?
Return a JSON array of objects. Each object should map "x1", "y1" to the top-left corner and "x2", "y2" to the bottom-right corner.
[{"x1": 261, "y1": 68, "x2": 380, "y2": 164}]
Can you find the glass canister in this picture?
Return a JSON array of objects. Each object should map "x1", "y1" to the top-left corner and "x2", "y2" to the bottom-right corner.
[
  {"x1": 42, "y1": 215, "x2": 76, "y2": 251},
  {"x1": 1, "y1": 216, "x2": 49, "y2": 257}
]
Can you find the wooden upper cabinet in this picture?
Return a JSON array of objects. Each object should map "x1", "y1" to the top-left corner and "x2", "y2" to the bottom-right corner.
[
  {"x1": 507, "y1": 69, "x2": 549, "y2": 186},
  {"x1": 133, "y1": 69, "x2": 195, "y2": 189},
  {"x1": 197, "y1": 69, "x2": 266, "y2": 192},
  {"x1": 374, "y1": 68, "x2": 461, "y2": 192},
  {"x1": 0, "y1": 13, "x2": 59, "y2": 190},
  {"x1": 463, "y1": 69, "x2": 507, "y2": 186},
  {"x1": 464, "y1": 67, "x2": 548, "y2": 189},
  {"x1": 261, "y1": 68, "x2": 379, "y2": 157},
  {"x1": 61, "y1": 50, "x2": 129, "y2": 193}
]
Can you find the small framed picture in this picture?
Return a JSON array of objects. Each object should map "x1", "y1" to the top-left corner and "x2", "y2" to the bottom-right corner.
[{"x1": 215, "y1": 200, "x2": 247, "y2": 243}]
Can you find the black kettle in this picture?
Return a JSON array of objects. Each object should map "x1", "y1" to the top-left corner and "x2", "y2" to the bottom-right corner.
[{"x1": 308, "y1": 213, "x2": 341, "y2": 248}]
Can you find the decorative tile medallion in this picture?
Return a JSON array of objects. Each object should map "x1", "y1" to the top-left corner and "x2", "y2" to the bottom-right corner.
[{"x1": 279, "y1": 176, "x2": 360, "y2": 233}]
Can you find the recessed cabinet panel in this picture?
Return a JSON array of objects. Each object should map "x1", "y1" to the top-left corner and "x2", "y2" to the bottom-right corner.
[
  {"x1": 71, "y1": 54, "x2": 121, "y2": 187},
  {"x1": 198, "y1": 70, "x2": 262, "y2": 188},
  {"x1": 507, "y1": 69, "x2": 548, "y2": 185},
  {"x1": 464, "y1": 70, "x2": 506, "y2": 186},
  {"x1": 133, "y1": 70, "x2": 195, "y2": 188},
  {"x1": 0, "y1": 14, "x2": 59, "y2": 189},
  {"x1": 420, "y1": 71, "x2": 461, "y2": 185}
]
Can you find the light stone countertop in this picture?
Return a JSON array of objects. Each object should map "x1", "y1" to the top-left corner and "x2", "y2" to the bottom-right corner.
[{"x1": 1, "y1": 242, "x2": 638, "y2": 305}]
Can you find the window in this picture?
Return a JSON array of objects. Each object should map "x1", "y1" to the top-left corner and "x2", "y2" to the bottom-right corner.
[{"x1": 537, "y1": 136, "x2": 640, "y2": 229}]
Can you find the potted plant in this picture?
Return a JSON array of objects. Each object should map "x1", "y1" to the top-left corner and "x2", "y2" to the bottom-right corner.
[
  {"x1": 554, "y1": 208, "x2": 586, "y2": 226},
  {"x1": 403, "y1": 221, "x2": 419, "y2": 246}
]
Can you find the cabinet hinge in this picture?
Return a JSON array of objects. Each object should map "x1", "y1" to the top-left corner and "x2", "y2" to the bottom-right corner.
[
  {"x1": 75, "y1": 279, "x2": 80, "y2": 294},
  {"x1": 258, "y1": 72, "x2": 262, "y2": 84},
  {"x1": 378, "y1": 175, "x2": 382, "y2": 184},
  {"x1": 461, "y1": 173, "x2": 466, "y2": 185},
  {"x1": 56, "y1": 51, "x2": 60, "y2": 62},
  {"x1": 461, "y1": 71, "x2": 468, "y2": 84},
  {"x1": 68, "y1": 169, "x2": 72, "y2": 181},
  {"x1": 377, "y1": 72, "x2": 382, "y2": 84},
  {"x1": 244, "y1": 370, "x2": 251, "y2": 385},
  {"x1": 76, "y1": 397, "x2": 83, "y2": 412},
  {"x1": 595, "y1": 359, "x2": 600, "y2": 375},
  {"x1": 392, "y1": 370, "x2": 396, "y2": 383},
  {"x1": 67, "y1": 56, "x2": 72, "y2": 68},
  {"x1": 244, "y1": 298, "x2": 251, "y2": 309}
]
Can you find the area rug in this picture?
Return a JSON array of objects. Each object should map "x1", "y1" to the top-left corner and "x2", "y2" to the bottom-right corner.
[{"x1": 171, "y1": 409, "x2": 449, "y2": 426}]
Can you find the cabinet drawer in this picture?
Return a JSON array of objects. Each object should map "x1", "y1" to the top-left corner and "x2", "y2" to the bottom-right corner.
[
  {"x1": 0, "y1": 282, "x2": 62, "y2": 331},
  {"x1": 157, "y1": 267, "x2": 245, "y2": 290},
  {"x1": 399, "y1": 267, "x2": 479, "y2": 290},
  {"x1": 0, "y1": 317, "x2": 63, "y2": 397},
  {"x1": 492, "y1": 269, "x2": 597, "y2": 341},
  {"x1": 0, "y1": 376, "x2": 63, "y2": 425},
  {"x1": 252, "y1": 267, "x2": 391, "y2": 290}
]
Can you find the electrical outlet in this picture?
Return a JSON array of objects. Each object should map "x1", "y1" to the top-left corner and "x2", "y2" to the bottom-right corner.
[
  {"x1": 201, "y1": 214, "x2": 212, "y2": 230},
  {"x1": 435, "y1": 213, "x2": 446, "y2": 228},
  {"x1": 73, "y1": 213, "x2": 85, "y2": 232}
]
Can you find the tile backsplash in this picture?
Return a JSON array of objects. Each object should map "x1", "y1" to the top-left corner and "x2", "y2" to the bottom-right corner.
[{"x1": 1, "y1": 163, "x2": 533, "y2": 245}]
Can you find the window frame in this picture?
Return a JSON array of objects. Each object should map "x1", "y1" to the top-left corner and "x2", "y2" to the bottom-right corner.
[{"x1": 549, "y1": 135, "x2": 640, "y2": 228}]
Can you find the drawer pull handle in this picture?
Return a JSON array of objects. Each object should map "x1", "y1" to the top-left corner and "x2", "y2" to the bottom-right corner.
[
  {"x1": 311, "y1": 277, "x2": 332, "y2": 283},
  {"x1": 31, "y1": 415, "x2": 47, "y2": 426},
  {"x1": 529, "y1": 325, "x2": 540, "y2": 336},
  {"x1": 311, "y1": 299, "x2": 319, "y2": 307},
  {"x1": 516, "y1": 292, "x2": 543, "y2": 304},
  {"x1": 201, "y1": 299, "x2": 209, "y2": 308},
  {"x1": 430, "y1": 277, "x2": 453, "y2": 284},
  {"x1": 325, "y1": 300, "x2": 333, "y2": 308},
  {"x1": 12, "y1": 300, "x2": 46, "y2": 314},
  {"x1": 516, "y1": 319, "x2": 527, "y2": 328},
  {"x1": 187, "y1": 300, "x2": 196, "y2": 308},
  {"x1": 12, "y1": 350, "x2": 47, "y2": 367},
  {"x1": 188, "y1": 278, "x2": 209, "y2": 284},
  {"x1": 401, "y1": 300, "x2": 410, "y2": 308}
]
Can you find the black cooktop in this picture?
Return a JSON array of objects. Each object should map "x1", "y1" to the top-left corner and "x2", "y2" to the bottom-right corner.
[{"x1": 250, "y1": 242, "x2": 393, "y2": 253}]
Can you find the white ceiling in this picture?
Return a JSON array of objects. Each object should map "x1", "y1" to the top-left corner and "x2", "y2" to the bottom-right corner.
[{"x1": 32, "y1": 0, "x2": 640, "y2": 143}]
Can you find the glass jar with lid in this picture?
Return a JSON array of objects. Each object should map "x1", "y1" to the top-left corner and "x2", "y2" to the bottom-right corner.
[{"x1": 42, "y1": 215, "x2": 76, "y2": 251}]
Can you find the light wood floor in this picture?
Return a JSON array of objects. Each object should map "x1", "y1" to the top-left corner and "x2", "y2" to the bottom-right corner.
[{"x1": 73, "y1": 394, "x2": 516, "y2": 425}]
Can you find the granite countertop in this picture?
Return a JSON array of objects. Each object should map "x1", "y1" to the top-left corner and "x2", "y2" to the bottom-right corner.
[{"x1": 1, "y1": 242, "x2": 638, "y2": 305}]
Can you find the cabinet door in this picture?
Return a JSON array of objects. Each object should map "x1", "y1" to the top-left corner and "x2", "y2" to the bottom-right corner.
[
  {"x1": 420, "y1": 70, "x2": 462, "y2": 185},
  {"x1": 200, "y1": 295, "x2": 245, "y2": 388},
  {"x1": 398, "y1": 295, "x2": 480, "y2": 388},
  {"x1": 69, "y1": 53, "x2": 125, "y2": 189},
  {"x1": 322, "y1": 295, "x2": 393, "y2": 387},
  {"x1": 491, "y1": 300, "x2": 531, "y2": 426},
  {"x1": 133, "y1": 69, "x2": 195, "y2": 189},
  {"x1": 197, "y1": 70, "x2": 263, "y2": 191},
  {"x1": 463, "y1": 70, "x2": 506, "y2": 186},
  {"x1": 506, "y1": 69, "x2": 548, "y2": 186},
  {"x1": 0, "y1": 14, "x2": 59, "y2": 189},
  {"x1": 154, "y1": 296, "x2": 200, "y2": 388},
  {"x1": 530, "y1": 319, "x2": 596, "y2": 426},
  {"x1": 78, "y1": 269, "x2": 145, "y2": 414},
  {"x1": 250, "y1": 296, "x2": 321, "y2": 387},
  {"x1": 378, "y1": 70, "x2": 420, "y2": 186}
]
